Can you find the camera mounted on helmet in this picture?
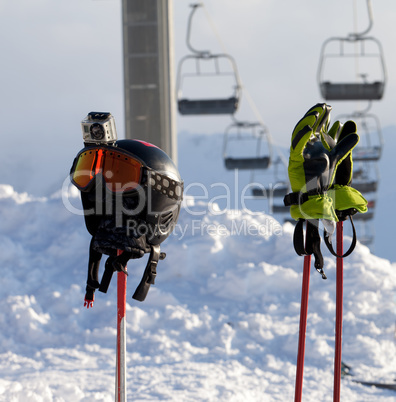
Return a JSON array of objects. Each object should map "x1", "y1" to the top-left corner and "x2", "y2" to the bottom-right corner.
[{"x1": 81, "y1": 112, "x2": 117, "y2": 145}]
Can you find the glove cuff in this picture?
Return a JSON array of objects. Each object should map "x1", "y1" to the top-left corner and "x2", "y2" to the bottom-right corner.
[
  {"x1": 328, "y1": 184, "x2": 368, "y2": 214},
  {"x1": 288, "y1": 194, "x2": 338, "y2": 221}
]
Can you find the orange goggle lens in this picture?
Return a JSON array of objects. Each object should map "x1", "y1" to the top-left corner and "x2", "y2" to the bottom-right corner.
[{"x1": 71, "y1": 148, "x2": 143, "y2": 192}]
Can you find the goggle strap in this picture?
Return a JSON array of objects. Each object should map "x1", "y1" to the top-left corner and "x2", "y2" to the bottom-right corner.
[{"x1": 143, "y1": 168, "x2": 183, "y2": 201}]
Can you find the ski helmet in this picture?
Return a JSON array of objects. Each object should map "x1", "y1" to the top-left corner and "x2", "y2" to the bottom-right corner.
[{"x1": 71, "y1": 139, "x2": 183, "y2": 247}]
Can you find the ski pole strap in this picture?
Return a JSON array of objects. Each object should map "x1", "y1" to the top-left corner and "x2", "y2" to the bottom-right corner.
[
  {"x1": 324, "y1": 215, "x2": 357, "y2": 258},
  {"x1": 85, "y1": 239, "x2": 103, "y2": 303},
  {"x1": 132, "y1": 244, "x2": 161, "y2": 302},
  {"x1": 293, "y1": 219, "x2": 327, "y2": 279},
  {"x1": 284, "y1": 192, "x2": 309, "y2": 206},
  {"x1": 284, "y1": 190, "x2": 323, "y2": 206},
  {"x1": 99, "y1": 256, "x2": 116, "y2": 293},
  {"x1": 293, "y1": 219, "x2": 308, "y2": 256}
]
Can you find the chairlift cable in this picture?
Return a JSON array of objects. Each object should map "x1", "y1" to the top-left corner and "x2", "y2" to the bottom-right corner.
[
  {"x1": 201, "y1": 4, "x2": 229, "y2": 57},
  {"x1": 353, "y1": 0, "x2": 360, "y2": 84}
]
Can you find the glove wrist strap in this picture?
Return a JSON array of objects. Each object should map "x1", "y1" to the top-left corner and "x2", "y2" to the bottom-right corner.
[
  {"x1": 324, "y1": 215, "x2": 357, "y2": 258},
  {"x1": 284, "y1": 190, "x2": 323, "y2": 206}
]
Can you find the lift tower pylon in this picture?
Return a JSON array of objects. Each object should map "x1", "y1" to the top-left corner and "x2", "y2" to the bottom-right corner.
[{"x1": 122, "y1": 0, "x2": 177, "y2": 163}]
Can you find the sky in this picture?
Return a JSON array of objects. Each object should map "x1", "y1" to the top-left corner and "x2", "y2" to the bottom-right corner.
[
  {"x1": 0, "y1": 0, "x2": 394, "y2": 183},
  {"x1": 0, "y1": 0, "x2": 394, "y2": 257}
]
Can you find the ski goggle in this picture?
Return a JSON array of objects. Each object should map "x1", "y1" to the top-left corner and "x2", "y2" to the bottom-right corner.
[
  {"x1": 71, "y1": 146, "x2": 184, "y2": 200},
  {"x1": 70, "y1": 147, "x2": 144, "y2": 193}
]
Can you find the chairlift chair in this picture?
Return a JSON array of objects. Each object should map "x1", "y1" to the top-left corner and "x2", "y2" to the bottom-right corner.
[
  {"x1": 250, "y1": 156, "x2": 290, "y2": 198},
  {"x1": 353, "y1": 199, "x2": 375, "y2": 221},
  {"x1": 317, "y1": 36, "x2": 386, "y2": 101},
  {"x1": 337, "y1": 111, "x2": 383, "y2": 161},
  {"x1": 359, "y1": 235, "x2": 374, "y2": 245},
  {"x1": 272, "y1": 204, "x2": 291, "y2": 214},
  {"x1": 352, "y1": 162, "x2": 379, "y2": 194},
  {"x1": 252, "y1": 183, "x2": 289, "y2": 198},
  {"x1": 223, "y1": 121, "x2": 272, "y2": 170},
  {"x1": 353, "y1": 180, "x2": 378, "y2": 194},
  {"x1": 176, "y1": 3, "x2": 242, "y2": 116},
  {"x1": 355, "y1": 219, "x2": 375, "y2": 245},
  {"x1": 176, "y1": 54, "x2": 241, "y2": 115}
]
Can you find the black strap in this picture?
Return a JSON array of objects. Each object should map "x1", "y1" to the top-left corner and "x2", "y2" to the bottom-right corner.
[
  {"x1": 293, "y1": 219, "x2": 307, "y2": 256},
  {"x1": 324, "y1": 215, "x2": 357, "y2": 258},
  {"x1": 284, "y1": 190, "x2": 324, "y2": 207},
  {"x1": 85, "y1": 239, "x2": 103, "y2": 301},
  {"x1": 98, "y1": 256, "x2": 116, "y2": 294},
  {"x1": 284, "y1": 192, "x2": 309, "y2": 206},
  {"x1": 86, "y1": 239, "x2": 166, "y2": 302},
  {"x1": 132, "y1": 244, "x2": 161, "y2": 302},
  {"x1": 143, "y1": 168, "x2": 184, "y2": 201},
  {"x1": 293, "y1": 219, "x2": 326, "y2": 279}
]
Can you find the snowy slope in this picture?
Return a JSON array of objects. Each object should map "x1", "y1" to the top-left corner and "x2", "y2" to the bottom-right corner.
[{"x1": 0, "y1": 149, "x2": 396, "y2": 401}]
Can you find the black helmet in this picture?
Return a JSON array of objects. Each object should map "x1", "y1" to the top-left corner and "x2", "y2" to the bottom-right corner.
[
  {"x1": 72, "y1": 139, "x2": 183, "y2": 247},
  {"x1": 112, "y1": 139, "x2": 183, "y2": 245},
  {"x1": 70, "y1": 139, "x2": 183, "y2": 304}
]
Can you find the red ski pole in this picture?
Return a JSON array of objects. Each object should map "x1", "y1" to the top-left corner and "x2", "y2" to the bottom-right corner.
[
  {"x1": 116, "y1": 250, "x2": 127, "y2": 402},
  {"x1": 333, "y1": 221, "x2": 344, "y2": 402},
  {"x1": 294, "y1": 253, "x2": 312, "y2": 402}
]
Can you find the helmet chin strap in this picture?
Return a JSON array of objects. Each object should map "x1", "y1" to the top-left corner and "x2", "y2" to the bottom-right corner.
[
  {"x1": 85, "y1": 240, "x2": 166, "y2": 304},
  {"x1": 293, "y1": 219, "x2": 327, "y2": 280},
  {"x1": 132, "y1": 244, "x2": 166, "y2": 302}
]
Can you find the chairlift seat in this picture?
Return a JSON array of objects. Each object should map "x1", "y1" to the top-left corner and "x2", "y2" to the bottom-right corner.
[
  {"x1": 272, "y1": 204, "x2": 290, "y2": 213},
  {"x1": 352, "y1": 211, "x2": 374, "y2": 221},
  {"x1": 272, "y1": 184, "x2": 289, "y2": 197},
  {"x1": 353, "y1": 146, "x2": 381, "y2": 161},
  {"x1": 252, "y1": 187, "x2": 266, "y2": 197},
  {"x1": 252, "y1": 184, "x2": 289, "y2": 198},
  {"x1": 178, "y1": 97, "x2": 239, "y2": 116},
  {"x1": 224, "y1": 156, "x2": 270, "y2": 170},
  {"x1": 359, "y1": 235, "x2": 374, "y2": 245},
  {"x1": 353, "y1": 180, "x2": 378, "y2": 193},
  {"x1": 320, "y1": 81, "x2": 384, "y2": 101}
]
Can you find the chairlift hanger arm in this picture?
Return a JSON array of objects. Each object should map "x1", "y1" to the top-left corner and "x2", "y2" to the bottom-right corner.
[
  {"x1": 349, "y1": 0, "x2": 373, "y2": 39},
  {"x1": 186, "y1": 3, "x2": 210, "y2": 56}
]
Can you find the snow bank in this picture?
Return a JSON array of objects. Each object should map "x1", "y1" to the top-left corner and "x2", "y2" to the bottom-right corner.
[{"x1": 0, "y1": 184, "x2": 395, "y2": 401}]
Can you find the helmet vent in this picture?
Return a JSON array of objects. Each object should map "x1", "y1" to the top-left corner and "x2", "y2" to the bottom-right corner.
[{"x1": 160, "y1": 211, "x2": 173, "y2": 228}]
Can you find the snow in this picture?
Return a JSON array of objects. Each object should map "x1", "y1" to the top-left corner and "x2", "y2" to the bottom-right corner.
[{"x1": 1, "y1": 132, "x2": 396, "y2": 401}]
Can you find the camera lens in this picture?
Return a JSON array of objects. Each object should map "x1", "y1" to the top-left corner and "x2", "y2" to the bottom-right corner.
[{"x1": 90, "y1": 123, "x2": 105, "y2": 140}]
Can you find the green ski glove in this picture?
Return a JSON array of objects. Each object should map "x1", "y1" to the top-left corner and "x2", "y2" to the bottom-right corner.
[
  {"x1": 324, "y1": 120, "x2": 368, "y2": 218},
  {"x1": 322, "y1": 119, "x2": 368, "y2": 257},
  {"x1": 285, "y1": 103, "x2": 360, "y2": 221}
]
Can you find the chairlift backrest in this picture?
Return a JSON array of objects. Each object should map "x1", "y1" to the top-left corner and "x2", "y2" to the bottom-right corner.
[{"x1": 250, "y1": 156, "x2": 290, "y2": 198}]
